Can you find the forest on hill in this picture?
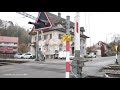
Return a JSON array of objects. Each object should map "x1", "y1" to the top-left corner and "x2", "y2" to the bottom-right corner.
[{"x1": 0, "y1": 19, "x2": 31, "y2": 53}]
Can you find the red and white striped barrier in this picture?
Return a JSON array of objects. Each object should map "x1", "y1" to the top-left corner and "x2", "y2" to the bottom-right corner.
[{"x1": 66, "y1": 41, "x2": 70, "y2": 78}]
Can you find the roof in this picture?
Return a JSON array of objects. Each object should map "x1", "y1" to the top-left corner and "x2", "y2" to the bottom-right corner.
[
  {"x1": 98, "y1": 41, "x2": 108, "y2": 45},
  {"x1": 0, "y1": 36, "x2": 18, "y2": 43},
  {"x1": 29, "y1": 12, "x2": 89, "y2": 39},
  {"x1": 47, "y1": 12, "x2": 74, "y2": 27},
  {"x1": 29, "y1": 12, "x2": 74, "y2": 34}
]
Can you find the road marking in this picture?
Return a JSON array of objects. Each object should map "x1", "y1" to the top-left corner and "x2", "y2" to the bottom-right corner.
[
  {"x1": 3, "y1": 73, "x2": 28, "y2": 76},
  {"x1": 0, "y1": 68, "x2": 23, "y2": 72},
  {"x1": 0, "y1": 66, "x2": 14, "y2": 70},
  {"x1": 24, "y1": 63, "x2": 47, "y2": 66}
]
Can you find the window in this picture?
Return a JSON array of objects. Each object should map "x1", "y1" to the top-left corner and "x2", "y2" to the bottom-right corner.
[
  {"x1": 35, "y1": 36, "x2": 41, "y2": 41},
  {"x1": 55, "y1": 50, "x2": 58, "y2": 54},
  {"x1": 13, "y1": 47, "x2": 17, "y2": 49},
  {"x1": 14, "y1": 43, "x2": 17, "y2": 45},
  {"x1": 44, "y1": 35, "x2": 47, "y2": 40},
  {"x1": 7, "y1": 47, "x2": 13, "y2": 50},
  {"x1": 50, "y1": 34, "x2": 52, "y2": 39},
  {"x1": 59, "y1": 44, "x2": 63, "y2": 51},
  {"x1": 59, "y1": 34, "x2": 63, "y2": 39},
  {"x1": 38, "y1": 36, "x2": 41, "y2": 40},
  {"x1": 35, "y1": 36, "x2": 37, "y2": 41},
  {"x1": 39, "y1": 48, "x2": 41, "y2": 51},
  {"x1": 0, "y1": 47, "x2": 3, "y2": 50}
]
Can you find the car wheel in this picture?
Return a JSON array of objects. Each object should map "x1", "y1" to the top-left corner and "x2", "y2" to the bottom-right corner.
[
  {"x1": 21, "y1": 57, "x2": 24, "y2": 59},
  {"x1": 30, "y1": 56, "x2": 32, "y2": 59}
]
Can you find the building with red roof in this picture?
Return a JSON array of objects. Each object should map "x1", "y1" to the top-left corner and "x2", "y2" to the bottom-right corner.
[{"x1": 0, "y1": 36, "x2": 18, "y2": 58}]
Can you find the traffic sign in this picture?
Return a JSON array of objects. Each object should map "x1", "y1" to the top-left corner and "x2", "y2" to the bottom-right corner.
[
  {"x1": 115, "y1": 45, "x2": 118, "y2": 51},
  {"x1": 33, "y1": 12, "x2": 52, "y2": 31},
  {"x1": 62, "y1": 34, "x2": 71, "y2": 41}
]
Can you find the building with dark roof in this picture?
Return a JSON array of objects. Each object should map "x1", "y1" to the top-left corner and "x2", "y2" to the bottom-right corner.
[{"x1": 29, "y1": 12, "x2": 89, "y2": 58}]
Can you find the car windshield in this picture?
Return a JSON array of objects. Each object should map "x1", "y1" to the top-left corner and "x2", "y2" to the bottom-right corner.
[
  {"x1": 17, "y1": 53, "x2": 22, "y2": 55},
  {"x1": 23, "y1": 53, "x2": 32, "y2": 55}
]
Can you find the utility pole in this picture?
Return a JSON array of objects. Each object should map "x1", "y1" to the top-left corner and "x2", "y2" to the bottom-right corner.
[
  {"x1": 65, "y1": 16, "x2": 70, "y2": 78},
  {"x1": 35, "y1": 31, "x2": 39, "y2": 61},
  {"x1": 41, "y1": 30, "x2": 44, "y2": 53}
]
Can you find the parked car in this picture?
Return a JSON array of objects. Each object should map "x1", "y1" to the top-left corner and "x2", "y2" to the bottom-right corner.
[
  {"x1": 70, "y1": 55, "x2": 74, "y2": 60},
  {"x1": 21, "y1": 53, "x2": 34, "y2": 59},
  {"x1": 14, "y1": 53, "x2": 23, "y2": 59},
  {"x1": 58, "y1": 51, "x2": 66, "y2": 59},
  {"x1": 86, "y1": 53, "x2": 96, "y2": 58}
]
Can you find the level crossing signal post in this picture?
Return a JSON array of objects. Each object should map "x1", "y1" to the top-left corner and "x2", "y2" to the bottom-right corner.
[
  {"x1": 70, "y1": 12, "x2": 84, "y2": 78},
  {"x1": 28, "y1": 12, "x2": 52, "y2": 61}
]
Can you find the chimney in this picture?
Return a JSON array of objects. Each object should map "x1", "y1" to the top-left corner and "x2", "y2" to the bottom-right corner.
[{"x1": 58, "y1": 12, "x2": 61, "y2": 18}]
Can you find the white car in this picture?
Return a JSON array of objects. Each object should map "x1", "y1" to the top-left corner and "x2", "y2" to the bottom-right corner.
[
  {"x1": 87, "y1": 54, "x2": 96, "y2": 58},
  {"x1": 14, "y1": 53, "x2": 23, "y2": 59},
  {"x1": 58, "y1": 51, "x2": 66, "y2": 59},
  {"x1": 70, "y1": 56, "x2": 74, "y2": 60},
  {"x1": 21, "y1": 53, "x2": 34, "y2": 59}
]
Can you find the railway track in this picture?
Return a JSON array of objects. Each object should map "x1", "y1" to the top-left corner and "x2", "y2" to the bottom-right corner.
[{"x1": 101, "y1": 64, "x2": 120, "y2": 78}]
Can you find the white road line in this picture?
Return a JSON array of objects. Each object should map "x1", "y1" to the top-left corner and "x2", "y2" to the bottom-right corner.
[
  {"x1": 0, "y1": 66, "x2": 14, "y2": 70},
  {"x1": 0, "y1": 68, "x2": 23, "y2": 72}
]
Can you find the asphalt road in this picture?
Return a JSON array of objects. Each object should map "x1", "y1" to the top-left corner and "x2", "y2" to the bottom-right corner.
[
  {"x1": 0, "y1": 59, "x2": 66, "y2": 78},
  {"x1": 0, "y1": 56, "x2": 116, "y2": 78}
]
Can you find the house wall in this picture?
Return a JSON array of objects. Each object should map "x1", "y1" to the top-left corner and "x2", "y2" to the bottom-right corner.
[
  {"x1": 80, "y1": 37, "x2": 87, "y2": 57},
  {"x1": 30, "y1": 30, "x2": 88, "y2": 58},
  {"x1": 96, "y1": 50, "x2": 101, "y2": 56},
  {"x1": 0, "y1": 37, "x2": 18, "y2": 54}
]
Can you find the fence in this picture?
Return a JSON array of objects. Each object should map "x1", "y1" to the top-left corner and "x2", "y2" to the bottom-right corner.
[{"x1": 0, "y1": 54, "x2": 14, "y2": 59}]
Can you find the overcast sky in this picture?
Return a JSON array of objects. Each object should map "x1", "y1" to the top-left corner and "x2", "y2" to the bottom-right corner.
[{"x1": 0, "y1": 12, "x2": 120, "y2": 47}]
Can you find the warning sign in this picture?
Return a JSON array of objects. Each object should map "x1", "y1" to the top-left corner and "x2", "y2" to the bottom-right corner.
[
  {"x1": 115, "y1": 45, "x2": 118, "y2": 51},
  {"x1": 62, "y1": 34, "x2": 71, "y2": 42}
]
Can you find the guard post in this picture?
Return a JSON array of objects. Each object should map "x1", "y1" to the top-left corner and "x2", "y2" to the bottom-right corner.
[{"x1": 71, "y1": 12, "x2": 84, "y2": 78}]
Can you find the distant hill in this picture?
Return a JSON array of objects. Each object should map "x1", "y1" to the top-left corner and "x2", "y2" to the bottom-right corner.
[{"x1": 0, "y1": 20, "x2": 31, "y2": 53}]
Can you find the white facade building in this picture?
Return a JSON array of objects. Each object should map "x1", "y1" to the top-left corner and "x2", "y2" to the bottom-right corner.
[{"x1": 29, "y1": 12, "x2": 89, "y2": 59}]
